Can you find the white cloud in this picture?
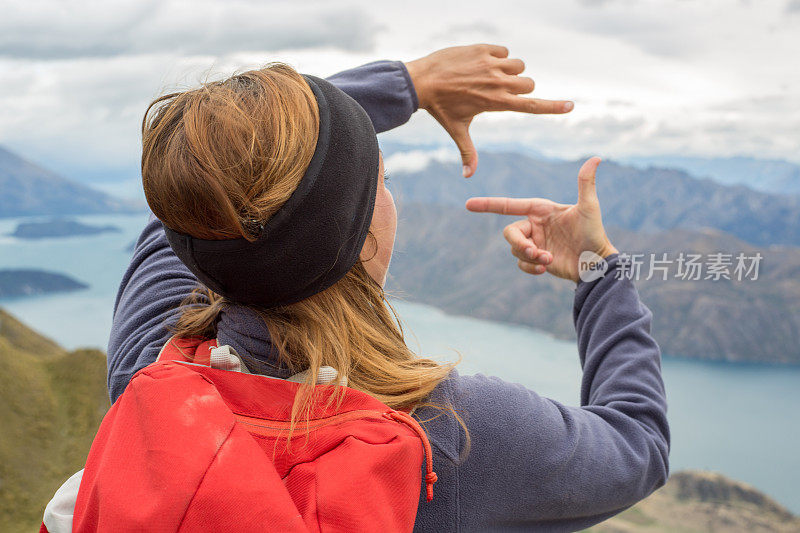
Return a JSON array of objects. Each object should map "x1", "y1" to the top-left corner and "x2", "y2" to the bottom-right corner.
[
  {"x1": 1, "y1": 0, "x2": 799, "y2": 183},
  {"x1": 0, "y1": 0, "x2": 377, "y2": 59},
  {"x1": 384, "y1": 148, "x2": 459, "y2": 174}
]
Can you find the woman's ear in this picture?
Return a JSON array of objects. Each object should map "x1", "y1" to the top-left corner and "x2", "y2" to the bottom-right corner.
[{"x1": 360, "y1": 231, "x2": 379, "y2": 263}]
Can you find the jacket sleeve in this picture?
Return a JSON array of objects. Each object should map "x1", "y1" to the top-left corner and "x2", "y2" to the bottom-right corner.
[
  {"x1": 326, "y1": 60, "x2": 418, "y2": 133},
  {"x1": 447, "y1": 254, "x2": 670, "y2": 531},
  {"x1": 106, "y1": 60, "x2": 419, "y2": 402}
]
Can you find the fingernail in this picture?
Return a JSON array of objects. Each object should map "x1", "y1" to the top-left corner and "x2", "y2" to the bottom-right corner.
[
  {"x1": 563, "y1": 101, "x2": 574, "y2": 112},
  {"x1": 526, "y1": 247, "x2": 536, "y2": 259},
  {"x1": 462, "y1": 165, "x2": 470, "y2": 178}
]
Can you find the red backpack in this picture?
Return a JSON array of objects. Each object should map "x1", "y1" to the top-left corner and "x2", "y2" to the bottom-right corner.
[{"x1": 48, "y1": 337, "x2": 436, "y2": 532}]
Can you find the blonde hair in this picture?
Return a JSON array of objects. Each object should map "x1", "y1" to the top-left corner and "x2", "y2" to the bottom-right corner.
[{"x1": 141, "y1": 63, "x2": 459, "y2": 433}]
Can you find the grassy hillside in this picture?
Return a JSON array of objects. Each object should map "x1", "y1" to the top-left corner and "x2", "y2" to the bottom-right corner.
[{"x1": 0, "y1": 309, "x2": 108, "y2": 533}]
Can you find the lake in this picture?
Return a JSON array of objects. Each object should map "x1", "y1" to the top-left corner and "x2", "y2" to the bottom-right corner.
[{"x1": 1, "y1": 212, "x2": 798, "y2": 513}]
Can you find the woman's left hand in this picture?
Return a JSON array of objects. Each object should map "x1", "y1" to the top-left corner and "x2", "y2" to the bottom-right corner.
[
  {"x1": 465, "y1": 157, "x2": 618, "y2": 283},
  {"x1": 405, "y1": 44, "x2": 574, "y2": 178}
]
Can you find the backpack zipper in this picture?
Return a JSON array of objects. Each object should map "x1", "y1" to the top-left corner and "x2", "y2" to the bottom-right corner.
[
  {"x1": 234, "y1": 408, "x2": 439, "y2": 501},
  {"x1": 233, "y1": 409, "x2": 388, "y2": 437}
]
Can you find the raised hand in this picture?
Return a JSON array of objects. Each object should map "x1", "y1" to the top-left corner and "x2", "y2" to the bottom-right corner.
[
  {"x1": 465, "y1": 157, "x2": 618, "y2": 283},
  {"x1": 405, "y1": 44, "x2": 574, "y2": 178}
]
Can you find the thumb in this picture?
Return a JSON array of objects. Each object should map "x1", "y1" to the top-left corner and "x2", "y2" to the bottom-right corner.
[
  {"x1": 577, "y1": 156, "x2": 602, "y2": 206},
  {"x1": 444, "y1": 119, "x2": 477, "y2": 178}
]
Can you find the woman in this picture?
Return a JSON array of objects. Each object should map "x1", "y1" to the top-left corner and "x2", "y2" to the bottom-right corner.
[{"x1": 47, "y1": 45, "x2": 668, "y2": 532}]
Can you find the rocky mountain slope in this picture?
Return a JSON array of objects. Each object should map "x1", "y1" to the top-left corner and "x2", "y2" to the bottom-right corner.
[
  {"x1": 388, "y1": 203, "x2": 800, "y2": 364},
  {"x1": 589, "y1": 471, "x2": 800, "y2": 532}
]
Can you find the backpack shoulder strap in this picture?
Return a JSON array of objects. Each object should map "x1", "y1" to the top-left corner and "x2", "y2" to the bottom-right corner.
[{"x1": 156, "y1": 335, "x2": 217, "y2": 365}]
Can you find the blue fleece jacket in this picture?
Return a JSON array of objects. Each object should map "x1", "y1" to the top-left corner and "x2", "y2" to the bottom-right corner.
[{"x1": 108, "y1": 60, "x2": 669, "y2": 532}]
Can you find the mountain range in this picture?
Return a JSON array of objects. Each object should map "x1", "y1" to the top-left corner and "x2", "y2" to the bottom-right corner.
[
  {"x1": 625, "y1": 155, "x2": 800, "y2": 196},
  {"x1": 383, "y1": 147, "x2": 800, "y2": 364},
  {"x1": 0, "y1": 145, "x2": 139, "y2": 218},
  {"x1": 387, "y1": 204, "x2": 800, "y2": 364},
  {"x1": 384, "y1": 150, "x2": 800, "y2": 247},
  {"x1": 3, "y1": 144, "x2": 800, "y2": 364}
]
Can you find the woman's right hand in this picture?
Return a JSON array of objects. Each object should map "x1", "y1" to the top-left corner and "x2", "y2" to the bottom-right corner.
[
  {"x1": 465, "y1": 157, "x2": 618, "y2": 283},
  {"x1": 405, "y1": 44, "x2": 574, "y2": 178}
]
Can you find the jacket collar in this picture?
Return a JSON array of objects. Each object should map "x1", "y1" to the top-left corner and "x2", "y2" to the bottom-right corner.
[{"x1": 216, "y1": 305, "x2": 293, "y2": 378}]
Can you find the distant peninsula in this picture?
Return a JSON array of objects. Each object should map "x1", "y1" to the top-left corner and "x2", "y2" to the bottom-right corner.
[
  {"x1": 9, "y1": 218, "x2": 121, "y2": 240},
  {"x1": 0, "y1": 269, "x2": 88, "y2": 298}
]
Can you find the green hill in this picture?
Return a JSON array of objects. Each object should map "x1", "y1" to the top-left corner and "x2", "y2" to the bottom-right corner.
[{"x1": 0, "y1": 309, "x2": 108, "y2": 533}]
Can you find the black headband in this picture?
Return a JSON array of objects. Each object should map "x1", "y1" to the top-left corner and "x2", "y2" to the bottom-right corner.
[{"x1": 163, "y1": 75, "x2": 380, "y2": 307}]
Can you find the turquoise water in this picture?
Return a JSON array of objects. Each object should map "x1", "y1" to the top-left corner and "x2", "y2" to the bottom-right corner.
[{"x1": 1, "y1": 213, "x2": 799, "y2": 513}]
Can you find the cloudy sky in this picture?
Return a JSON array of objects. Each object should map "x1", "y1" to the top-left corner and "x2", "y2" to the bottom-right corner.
[{"x1": 1, "y1": 0, "x2": 799, "y2": 185}]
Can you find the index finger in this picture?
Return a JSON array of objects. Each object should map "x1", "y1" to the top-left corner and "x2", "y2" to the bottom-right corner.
[
  {"x1": 465, "y1": 197, "x2": 531, "y2": 216},
  {"x1": 504, "y1": 96, "x2": 574, "y2": 114}
]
